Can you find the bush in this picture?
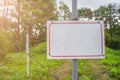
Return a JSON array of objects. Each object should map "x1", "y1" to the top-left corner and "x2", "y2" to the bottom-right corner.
[
  {"x1": 109, "y1": 39, "x2": 120, "y2": 50},
  {"x1": 105, "y1": 24, "x2": 120, "y2": 50},
  {"x1": 110, "y1": 67, "x2": 120, "y2": 79},
  {"x1": 0, "y1": 31, "x2": 12, "y2": 59}
]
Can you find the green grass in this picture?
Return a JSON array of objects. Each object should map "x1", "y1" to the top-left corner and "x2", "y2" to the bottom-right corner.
[
  {"x1": 101, "y1": 47, "x2": 120, "y2": 79},
  {"x1": 77, "y1": 47, "x2": 120, "y2": 80},
  {"x1": 0, "y1": 42, "x2": 63, "y2": 80},
  {"x1": 0, "y1": 42, "x2": 120, "y2": 80}
]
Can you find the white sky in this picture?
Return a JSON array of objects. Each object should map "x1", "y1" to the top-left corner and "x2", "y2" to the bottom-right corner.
[{"x1": 56, "y1": 0, "x2": 120, "y2": 10}]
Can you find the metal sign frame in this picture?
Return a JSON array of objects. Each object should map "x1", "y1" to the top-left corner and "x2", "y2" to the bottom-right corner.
[{"x1": 47, "y1": 21, "x2": 105, "y2": 59}]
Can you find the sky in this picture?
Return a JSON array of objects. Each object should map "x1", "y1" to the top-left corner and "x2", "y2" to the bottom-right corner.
[{"x1": 56, "y1": 0, "x2": 120, "y2": 10}]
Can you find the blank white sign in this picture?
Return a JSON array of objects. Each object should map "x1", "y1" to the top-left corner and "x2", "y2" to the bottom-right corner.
[{"x1": 47, "y1": 21, "x2": 105, "y2": 59}]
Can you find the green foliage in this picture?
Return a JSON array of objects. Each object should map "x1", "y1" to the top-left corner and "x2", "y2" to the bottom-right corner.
[
  {"x1": 77, "y1": 3, "x2": 120, "y2": 50},
  {"x1": 94, "y1": 6, "x2": 108, "y2": 19},
  {"x1": 81, "y1": 75, "x2": 90, "y2": 80},
  {"x1": 0, "y1": 31, "x2": 12, "y2": 59},
  {"x1": 58, "y1": 1, "x2": 71, "y2": 20},
  {"x1": 101, "y1": 47, "x2": 120, "y2": 80},
  {"x1": 0, "y1": 55, "x2": 26, "y2": 80},
  {"x1": 78, "y1": 60, "x2": 86, "y2": 75},
  {"x1": 109, "y1": 25, "x2": 120, "y2": 49},
  {"x1": 94, "y1": 3, "x2": 120, "y2": 50},
  {"x1": 0, "y1": 42, "x2": 62, "y2": 80},
  {"x1": 3, "y1": 0, "x2": 58, "y2": 52},
  {"x1": 0, "y1": 1, "x2": 119, "y2": 79},
  {"x1": 0, "y1": 42, "x2": 120, "y2": 79},
  {"x1": 110, "y1": 67, "x2": 118, "y2": 77},
  {"x1": 78, "y1": 7, "x2": 92, "y2": 19},
  {"x1": 77, "y1": 47, "x2": 120, "y2": 80},
  {"x1": 30, "y1": 42, "x2": 46, "y2": 54},
  {"x1": 19, "y1": 0, "x2": 57, "y2": 45}
]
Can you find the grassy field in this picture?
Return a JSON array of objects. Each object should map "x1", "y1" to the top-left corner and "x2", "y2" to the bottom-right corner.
[{"x1": 0, "y1": 42, "x2": 120, "y2": 80}]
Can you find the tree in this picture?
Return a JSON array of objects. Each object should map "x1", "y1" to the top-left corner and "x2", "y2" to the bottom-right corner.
[
  {"x1": 58, "y1": 1, "x2": 71, "y2": 20},
  {"x1": 78, "y1": 7, "x2": 92, "y2": 20},
  {"x1": 0, "y1": 0, "x2": 9, "y2": 30},
  {"x1": 94, "y1": 6, "x2": 108, "y2": 20},
  {"x1": 21, "y1": 0, "x2": 57, "y2": 45},
  {"x1": 9, "y1": 0, "x2": 57, "y2": 51},
  {"x1": 94, "y1": 3, "x2": 120, "y2": 49},
  {"x1": 0, "y1": 30, "x2": 12, "y2": 59}
]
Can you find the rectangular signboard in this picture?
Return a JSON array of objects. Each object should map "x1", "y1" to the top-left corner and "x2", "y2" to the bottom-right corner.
[{"x1": 47, "y1": 21, "x2": 105, "y2": 59}]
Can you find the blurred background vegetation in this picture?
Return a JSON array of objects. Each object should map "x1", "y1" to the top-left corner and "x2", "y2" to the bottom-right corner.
[
  {"x1": 0, "y1": 1, "x2": 119, "y2": 58},
  {"x1": 0, "y1": 0, "x2": 120, "y2": 79}
]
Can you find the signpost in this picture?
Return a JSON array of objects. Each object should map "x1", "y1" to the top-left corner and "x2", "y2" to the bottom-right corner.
[
  {"x1": 72, "y1": 1, "x2": 78, "y2": 80},
  {"x1": 47, "y1": 0, "x2": 105, "y2": 80},
  {"x1": 47, "y1": 21, "x2": 105, "y2": 59}
]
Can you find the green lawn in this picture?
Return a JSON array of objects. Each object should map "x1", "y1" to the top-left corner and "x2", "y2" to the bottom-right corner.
[{"x1": 0, "y1": 42, "x2": 120, "y2": 80}]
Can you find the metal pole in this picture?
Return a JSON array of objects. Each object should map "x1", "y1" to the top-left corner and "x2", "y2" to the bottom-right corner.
[
  {"x1": 72, "y1": 0, "x2": 78, "y2": 80},
  {"x1": 72, "y1": 0, "x2": 78, "y2": 19},
  {"x1": 72, "y1": 59, "x2": 78, "y2": 80},
  {"x1": 26, "y1": 32, "x2": 30, "y2": 78}
]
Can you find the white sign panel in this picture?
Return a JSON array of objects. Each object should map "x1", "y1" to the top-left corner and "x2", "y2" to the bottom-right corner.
[{"x1": 47, "y1": 21, "x2": 105, "y2": 59}]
